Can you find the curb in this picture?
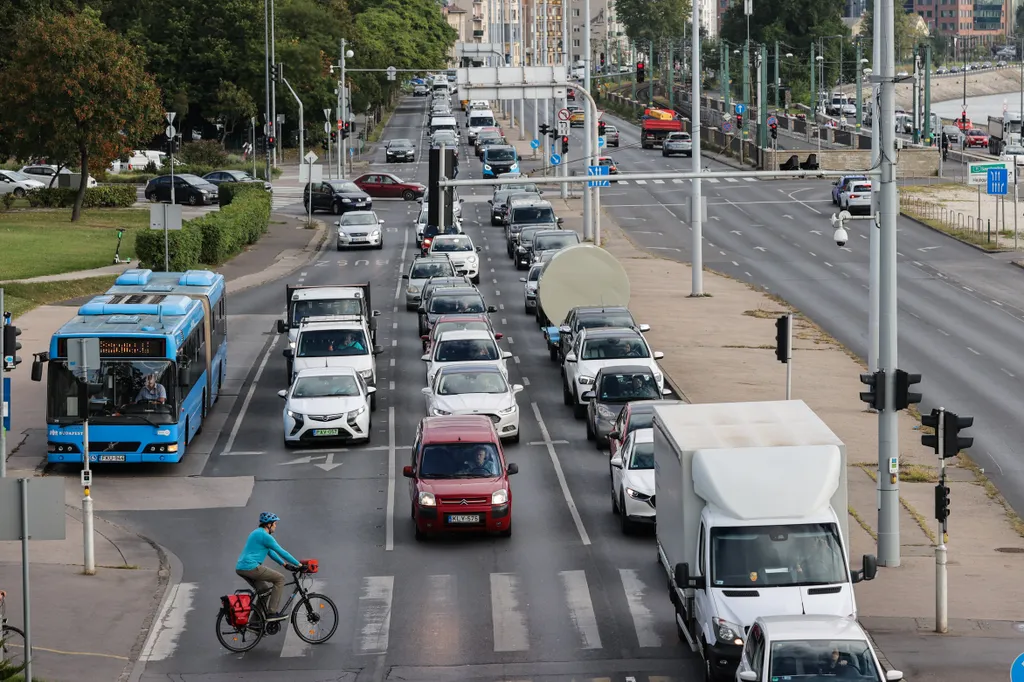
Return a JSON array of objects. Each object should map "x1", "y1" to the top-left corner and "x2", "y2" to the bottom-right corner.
[
  {"x1": 123, "y1": 540, "x2": 183, "y2": 682},
  {"x1": 224, "y1": 217, "x2": 328, "y2": 294},
  {"x1": 898, "y1": 210, "x2": 1015, "y2": 254}
]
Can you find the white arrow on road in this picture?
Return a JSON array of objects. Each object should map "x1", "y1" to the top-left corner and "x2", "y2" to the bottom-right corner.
[
  {"x1": 280, "y1": 455, "x2": 323, "y2": 466},
  {"x1": 315, "y1": 452, "x2": 343, "y2": 472},
  {"x1": 918, "y1": 246, "x2": 941, "y2": 252},
  {"x1": 782, "y1": 214, "x2": 793, "y2": 219},
  {"x1": 840, "y1": 247, "x2": 853, "y2": 252},
  {"x1": 730, "y1": 230, "x2": 742, "y2": 235},
  {"x1": 754, "y1": 246, "x2": 767, "y2": 252},
  {"x1": 810, "y1": 230, "x2": 822, "y2": 235}
]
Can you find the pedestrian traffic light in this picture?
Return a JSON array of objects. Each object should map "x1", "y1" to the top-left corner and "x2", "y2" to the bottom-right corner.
[
  {"x1": 893, "y1": 369, "x2": 922, "y2": 411},
  {"x1": 2, "y1": 319, "x2": 22, "y2": 371},
  {"x1": 636, "y1": 62, "x2": 645, "y2": 83},
  {"x1": 561, "y1": 135, "x2": 569, "y2": 154},
  {"x1": 598, "y1": 121, "x2": 606, "y2": 136},
  {"x1": 770, "y1": 123, "x2": 778, "y2": 140},
  {"x1": 934, "y1": 483, "x2": 951, "y2": 522},
  {"x1": 539, "y1": 123, "x2": 551, "y2": 137},
  {"x1": 600, "y1": 53, "x2": 605, "y2": 68},
  {"x1": 774, "y1": 315, "x2": 789, "y2": 363},
  {"x1": 858, "y1": 370, "x2": 885, "y2": 411}
]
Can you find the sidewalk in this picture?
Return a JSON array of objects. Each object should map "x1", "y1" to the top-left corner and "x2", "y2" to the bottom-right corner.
[
  {"x1": 552, "y1": 195, "x2": 1024, "y2": 680},
  {"x1": 0, "y1": 214, "x2": 326, "y2": 682}
]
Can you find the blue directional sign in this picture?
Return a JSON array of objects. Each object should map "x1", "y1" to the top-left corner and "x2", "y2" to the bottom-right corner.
[
  {"x1": 2, "y1": 377, "x2": 9, "y2": 432},
  {"x1": 735, "y1": 103, "x2": 746, "y2": 115},
  {"x1": 530, "y1": 139, "x2": 540, "y2": 149},
  {"x1": 1012, "y1": 653, "x2": 1024, "y2": 682},
  {"x1": 587, "y1": 165, "x2": 610, "y2": 187},
  {"x1": 597, "y1": 136, "x2": 606, "y2": 148},
  {"x1": 988, "y1": 167, "x2": 1008, "y2": 195},
  {"x1": 550, "y1": 154, "x2": 562, "y2": 166}
]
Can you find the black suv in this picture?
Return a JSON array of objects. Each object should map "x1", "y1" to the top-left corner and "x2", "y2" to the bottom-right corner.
[
  {"x1": 303, "y1": 180, "x2": 372, "y2": 215},
  {"x1": 529, "y1": 229, "x2": 580, "y2": 265},
  {"x1": 557, "y1": 307, "x2": 649, "y2": 362},
  {"x1": 385, "y1": 139, "x2": 416, "y2": 163}
]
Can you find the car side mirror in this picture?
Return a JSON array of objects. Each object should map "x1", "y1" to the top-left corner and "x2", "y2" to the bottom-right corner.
[
  {"x1": 738, "y1": 672, "x2": 758, "y2": 682},
  {"x1": 379, "y1": 219, "x2": 385, "y2": 224},
  {"x1": 416, "y1": 197, "x2": 423, "y2": 203},
  {"x1": 402, "y1": 465, "x2": 414, "y2": 478},
  {"x1": 178, "y1": 367, "x2": 192, "y2": 387},
  {"x1": 608, "y1": 430, "x2": 620, "y2": 440},
  {"x1": 421, "y1": 334, "x2": 429, "y2": 341},
  {"x1": 637, "y1": 323, "x2": 651, "y2": 332},
  {"x1": 653, "y1": 351, "x2": 665, "y2": 360},
  {"x1": 487, "y1": 305, "x2": 497, "y2": 313},
  {"x1": 334, "y1": 221, "x2": 341, "y2": 226},
  {"x1": 506, "y1": 463, "x2": 519, "y2": 475},
  {"x1": 487, "y1": 199, "x2": 493, "y2": 204},
  {"x1": 519, "y1": 277, "x2": 527, "y2": 282},
  {"x1": 373, "y1": 345, "x2": 384, "y2": 355},
  {"x1": 582, "y1": 390, "x2": 595, "y2": 401},
  {"x1": 421, "y1": 387, "x2": 431, "y2": 395},
  {"x1": 421, "y1": 354, "x2": 430, "y2": 361},
  {"x1": 512, "y1": 384, "x2": 524, "y2": 393},
  {"x1": 277, "y1": 389, "x2": 287, "y2": 398},
  {"x1": 372, "y1": 310, "x2": 381, "y2": 317},
  {"x1": 502, "y1": 351, "x2": 513, "y2": 359},
  {"x1": 283, "y1": 348, "x2": 294, "y2": 359},
  {"x1": 476, "y1": 246, "x2": 482, "y2": 252},
  {"x1": 491, "y1": 332, "x2": 503, "y2": 340},
  {"x1": 885, "y1": 672, "x2": 904, "y2": 681},
  {"x1": 557, "y1": 217, "x2": 564, "y2": 224},
  {"x1": 559, "y1": 325, "x2": 571, "y2": 334},
  {"x1": 662, "y1": 388, "x2": 673, "y2": 395},
  {"x1": 277, "y1": 319, "x2": 287, "y2": 334},
  {"x1": 365, "y1": 386, "x2": 377, "y2": 395},
  {"x1": 853, "y1": 554, "x2": 878, "y2": 583},
  {"x1": 418, "y1": 306, "x2": 426, "y2": 313},
  {"x1": 610, "y1": 455, "x2": 623, "y2": 468},
  {"x1": 565, "y1": 352, "x2": 577, "y2": 363}
]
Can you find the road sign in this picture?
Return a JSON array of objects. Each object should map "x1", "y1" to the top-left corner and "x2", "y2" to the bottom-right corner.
[
  {"x1": 2, "y1": 377, "x2": 9, "y2": 432},
  {"x1": 338, "y1": 120, "x2": 344, "y2": 130},
  {"x1": 988, "y1": 167, "x2": 1009, "y2": 195},
  {"x1": 0, "y1": 478, "x2": 66, "y2": 542},
  {"x1": 149, "y1": 203, "x2": 183, "y2": 232},
  {"x1": 723, "y1": 121, "x2": 733, "y2": 133},
  {"x1": 324, "y1": 122, "x2": 331, "y2": 134},
  {"x1": 323, "y1": 108, "x2": 331, "y2": 120},
  {"x1": 165, "y1": 125, "x2": 176, "y2": 139},
  {"x1": 530, "y1": 139, "x2": 540, "y2": 149},
  {"x1": 557, "y1": 120, "x2": 570, "y2": 136},
  {"x1": 735, "y1": 103, "x2": 746, "y2": 115},
  {"x1": 558, "y1": 108, "x2": 571, "y2": 121},
  {"x1": 588, "y1": 165, "x2": 610, "y2": 187},
  {"x1": 598, "y1": 136, "x2": 606, "y2": 148},
  {"x1": 550, "y1": 154, "x2": 562, "y2": 165},
  {"x1": 299, "y1": 164, "x2": 324, "y2": 184},
  {"x1": 304, "y1": 151, "x2": 319, "y2": 164},
  {"x1": 767, "y1": 115, "x2": 778, "y2": 126},
  {"x1": 165, "y1": 112, "x2": 176, "y2": 124},
  {"x1": 386, "y1": 66, "x2": 397, "y2": 81},
  {"x1": 969, "y1": 161, "x2": 1012, "y2": 185}
]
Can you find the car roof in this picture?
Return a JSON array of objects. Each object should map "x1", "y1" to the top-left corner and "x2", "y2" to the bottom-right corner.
[
  {"x1": 485, "y1": 145, "x2": 515, "y2": 152},
  {"x1": 627, "y1": 400, "x2": 678, "y2": 414},
  {"x1": 435, "y1": 313, "x2": 491, "y2": 325},
  {"x1": 293, "y1": 366, "x2": 360, "y2": 379},
  {"x1": 581, "y1": 327, "x2": 642, "y2": 340},
  {"x1": 595, "y1": 364, "x2": 656, "y2": 377},
  {"x1": 342, "y1": 210, "x2": 376, "y2": 217},
  {"x1": 534, "y1": 229, "x2": 571, "y2": 237},
  {"x1": 432, "y1": 234, "x2": 472, "y2": 242},
  {"x1": 421, "y1": 415, "x2": 498, "y2": 442},
  {"x1": 575, "y1": 306, "x2": 631, "y2": 316},
  {"x1": 438, "y1": 363, "x2": 503, "y2": 375},
  {"x1": 756, "y1": 615, "x2": 870, "y2": 640},
  {"x1": 436, "y1": 329, "x2": 494, "y2": 341},
  {"x1": 630, "y1": 427, "x2": 654, "y2": 444},
  {"x1": 511, "y1": 198, "x2": 552, "y2": 207},
  {"x1": 432, "y1": 287, "x2": 481, "y2": 297}
]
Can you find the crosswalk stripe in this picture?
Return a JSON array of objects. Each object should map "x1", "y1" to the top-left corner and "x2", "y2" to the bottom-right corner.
[
  {"x1": 280, "y1": 579, "x2": 326, "y2": 657},
  {"x1": 635, "y1": 179, "x2": 648, "y2": 185},
  {"x1": 672, "y1": 178, "x2": 685, "y2": 184},
  {"x1": 618, "y1": 180, "x2": 629, "y2": 184},
  {"x1": 491, "y1": 573, "x2": 529, "y2": 651},
  {"x1": 706, "y1": 178, "x2": 720, "y2": 183},
  {"x1": 744, "y1": 177, "x2": 757, "y2": 182},
  {"x1": 139, "y1": 582, "x2": 196, "y2": 661},
  {"x1": 653, "y1": 179, "x2": 665, "y2": 184},
  {"x1": 619, "y1": 569, "x2": 662, "y2": 648},
  {"x1": 424, "y1": 574, "x2": 458, "y2": 647},
  {"x1": 726, "y1": 178, "x2": 739, "y2": 183},
  {"x1": 355, "y1": 576, "x2": 394, "y2": 654},
  {"x1": 560, "y1": 570, "x2": 602, "y2": 649}
]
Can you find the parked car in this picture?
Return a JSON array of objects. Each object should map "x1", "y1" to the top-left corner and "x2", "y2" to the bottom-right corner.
[
  {"x1": 0, "y1": 170, "x2": 45, "y2": 197},
  {"x1": 144, "y1": 173, "x2": 219, "y2": 205},
  {"x1": 353, "y1": 173, "x2": 425, "y2": 200},
  {"x1": 303, "y1": 179, "x2": 373, "y2": 215},
  {"x1": 19, "y1": 165, "x2": 97, "y2": 188},
  {"x1": 202, "y1": 169, "x2": 272, "y2": 191}
]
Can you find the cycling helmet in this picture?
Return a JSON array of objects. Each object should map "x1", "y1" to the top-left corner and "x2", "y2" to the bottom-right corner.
[{"x1": 259, "y1": 512, "x2": 280, "y2": 525}]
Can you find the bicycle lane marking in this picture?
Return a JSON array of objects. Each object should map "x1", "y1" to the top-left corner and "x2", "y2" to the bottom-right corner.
[
  {"x1": 138, "y1": 582, "x2": 197, "y2": 661},
  {"x1": 280, "y1": 578, "x2": 327, "y2": 657}
]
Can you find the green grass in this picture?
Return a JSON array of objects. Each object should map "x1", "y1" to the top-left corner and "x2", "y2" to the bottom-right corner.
[
  {"x1": 0, "y1": 208, "x2": 148, "y2": 280},
  {"x1": 2, "y1": 275, "x2": 120, "y2": 316}
]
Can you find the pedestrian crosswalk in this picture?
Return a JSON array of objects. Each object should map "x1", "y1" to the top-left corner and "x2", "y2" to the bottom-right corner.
[
  {"x1": 619, "y1": 177, "x2": 759, "y2": 185},
  {"x1": 145, "y1": 567, "x2": 678, "y2": 662},
  {"x1": 272, "y1": 186, "x2": 305, "y2": 210}
]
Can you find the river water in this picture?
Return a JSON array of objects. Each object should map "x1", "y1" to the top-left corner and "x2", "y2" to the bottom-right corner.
[{"x1": 933, "y1": 91, "x2": 1024, "y2": 121}]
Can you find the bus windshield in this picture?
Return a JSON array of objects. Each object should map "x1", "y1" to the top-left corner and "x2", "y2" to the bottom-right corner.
[
  {"x1": 47, "y1": 360, "x2": 176, "y2": 425},
  {"x1": 292, "y1": 298, "x2": 362, "y2": 325}
]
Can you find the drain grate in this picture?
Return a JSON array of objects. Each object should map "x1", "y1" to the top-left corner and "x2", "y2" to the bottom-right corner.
[{"x1": 995, "y1": 547, "x2": 1024, "y2": 553}]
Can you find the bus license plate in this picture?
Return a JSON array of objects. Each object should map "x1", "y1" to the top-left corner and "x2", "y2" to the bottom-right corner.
[
  {"x1": 447, "y1": 514, "x2": 480, "y2": 524},
  {"x1": 313, "y1": 429, "x2": 339, "y2": 436},
  {"x1": 98, "y1": 455, "x2": 125, "y2": 462}
]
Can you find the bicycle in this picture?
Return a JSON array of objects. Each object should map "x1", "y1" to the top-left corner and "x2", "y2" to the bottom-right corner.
[
  {"x1": 0, "y1": 591, "x2": 26, "y2": 673},
  {"x1": 215, "y1": 561, "x2": 339, "y2": 653}
]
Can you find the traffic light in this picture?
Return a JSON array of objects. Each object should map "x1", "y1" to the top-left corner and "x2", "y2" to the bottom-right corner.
[
  {"x1": 598, "y1": 121, "x2": 606, "y2": 136},
  {"x1": 267, "y1": 135, "x2": 275, "y2": 147},
  {"x1": 330, "y1": 130, "x2": 337, "y2": 142},
  {"x1": 774, "y1": 315, "x2": 789, "y2": 363},
  {"x1": 736, "y1": 113, "x2": 743, "y2": 130},
  {"x1": 321, "y1": 140, "x2": 328, "y2": 151},
  {"x1": 893, "y1": 369, "x2": 922, "y2": 411},
  {"x1": 770, "y1": 123, "x2": 778, "y2": 140},
  {"x1": 600, "y1": 53, "x2": 605, "y2": 68},
  {"x1": 636, "y1": 62, "x2": 645, "y2": 83},
  {"x1": 561, "y1": 135, "x2": 569, "y2": 154},
  {"x1": 858, "y1": 370, "x2": 885, "y2": 411},
  {"x1": 935, "y1": 483, "x2": 951, "y2": 522},
  {"x1": 920, "y1": 408, "x2": 973, "y2": 458},
  {"x1": 271, "y1": 64, "x2": 279, "y2": 82},
  {"x1": 539, "y1": 123, "x2": 551, "y2": 137},
  {"x1": 3, "y1": 319, "x2": 22, "y2": 371},
  {"x1": 341, "y1": 123, "x2": 349, "y2": 140}
]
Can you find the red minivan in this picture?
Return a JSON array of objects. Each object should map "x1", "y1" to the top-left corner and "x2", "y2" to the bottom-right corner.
[{"x1": 403, "y1": 415, "x2": 518, "y2": 540}]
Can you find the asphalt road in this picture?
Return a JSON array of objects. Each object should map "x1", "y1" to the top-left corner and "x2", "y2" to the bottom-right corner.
[
  {"x1": 122, "y1": 95, "x2": 701, "y2": 682},
  {"x1": 536, "y1": 100, "x2": 1024, "y2": 531}
]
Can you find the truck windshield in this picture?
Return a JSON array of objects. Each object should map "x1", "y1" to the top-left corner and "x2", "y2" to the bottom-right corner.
[
  {"x1": 769, "y1": 639, "x2": 880, "y2": 679},
  {"x1": 292, "y1": 298, "x2": 362, "y2": 324},
  {"x1": 47, "y1": 360, "x2": 176, "y2": 425},
  {"x1": 297, "y1": 330, "x2": 368, "y2": 357},
  {"x1": 512, "y1": 207, "x2": 555, "y2": 224},
  {"x1": 710, "y1": 523, "x2": 847, "y2": 588}
]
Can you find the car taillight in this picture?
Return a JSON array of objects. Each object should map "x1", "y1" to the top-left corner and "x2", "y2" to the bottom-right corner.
[{"x1": 850, "y1": 194, "x2": 860, "y2": 199}]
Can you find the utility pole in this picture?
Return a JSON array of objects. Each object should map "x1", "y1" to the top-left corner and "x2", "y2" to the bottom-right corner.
[
  {"x1": 270, "y1": 0, "x2": 278, "y2": 169},
  {"x1": 810, "y1": 42, "x2": 816, "y2": 119},
  {"x1": 263, "y1": 0, "x2": 272, "y2": 182},
  {"x1": 583, "y1": 0, "x2": 593, "y2": 240},
  {"x1": 0, "y1": 289, "x2": 5, "y2": 479},
  {"x1": 868, "y1": 23, "x2": 880, "y2": 375},
  {"x1": 531, "y1": 0, "x2": 538, "y2": 155},
  {"x1": 923, "y1": 44, "x2": 932, "y2": 145},
  {"x1": 669, "y1": 44, "x2": 675, "y2": 110},
  {"x1": 876, "y1": 0, "x2": 901, "y2": 567},
  {"x1": 856, "y1": 40, "x2": 863, "y2": 132},
  {"x1": 690, "y1": 0, "x2": 704, "y2": 296},
  {"x1": 774, "y1": 41, "x2": 780, "y2": 109},
  {"x1": 517, "y1": 0, "x2": 525, "y2": 139},
  {"x1": 759, "y1": 44, "x2": 768, "y2": 150},
  {"x1": 543, "y1": 0, "x2": 549, "y2": 134},
  {"x1": 912, "y1": 46, "x2": 920, "y2": 144},
  {"x1": 560, "y1": 0, "x2": 569, "y2": 201},
  {"x1": 280, "y1": 65, "x2": 304, "y2": 165}
]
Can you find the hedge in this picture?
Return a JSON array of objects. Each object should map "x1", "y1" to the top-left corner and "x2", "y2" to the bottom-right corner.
[
  {"x1": 104, "y1": 164, "x2": 282, "y2": 184},
  {"x1": 219, "y1": 182, "x2": 269, "y2": 207},
  {"x1": 133, "y1": 190, "x2": 271, "y2": 271},
  {"x1": 24, "y1": 185, "x2": 137, "y2": 209}
]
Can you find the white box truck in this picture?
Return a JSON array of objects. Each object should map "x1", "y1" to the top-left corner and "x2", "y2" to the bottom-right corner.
[{"x1": 653, "y1": 399, "x2": 878, "y2": 682}]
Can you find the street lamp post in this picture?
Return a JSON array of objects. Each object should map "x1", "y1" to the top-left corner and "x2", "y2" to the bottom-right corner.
[{"x1": 263, "y1": 0, "x2": 272, "y2": 181}]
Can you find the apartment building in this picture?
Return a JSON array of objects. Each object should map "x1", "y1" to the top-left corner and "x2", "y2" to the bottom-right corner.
[
  {"x1": 522, "y1": 0, "x2": 565, "y2": 65},
  {"x1": 912, "y1": 0, "x2": 1009, "y2": 45},
  {"x1": 445, "y1": 0, "x2": 490, "y2": 64},
  {"x1": 564, "y1": 0, "x2": 627, "y2": 68}
]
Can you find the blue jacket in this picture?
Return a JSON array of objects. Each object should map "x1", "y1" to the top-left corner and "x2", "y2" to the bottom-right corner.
[{"x1": 235, "y1": 528, "x2": 300, "y2": 571}]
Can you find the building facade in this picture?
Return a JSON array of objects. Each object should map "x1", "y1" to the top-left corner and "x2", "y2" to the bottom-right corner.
[{"x1": 912, "y1": 0, "x2": 1009, "y2": 46}]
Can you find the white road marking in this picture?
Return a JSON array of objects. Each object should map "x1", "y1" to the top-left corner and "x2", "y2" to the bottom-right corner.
[
  {"x1": 967, "y1": 347, "x2": 981, "y2": 355},
  {"x1": 355, "y1": 576, "x2": 395, "y2": 654},
  {"x1": 389, "y1": 380, "x2": 395, "y2": 391},
  {"x1": 619, "y1": 569, "x2": 662, "y2": 648},
  {"x1": 223, "y1": 334, "x2": 278, "y2": 454},
  {"x1": 280, "y1": 578, "x2": 327, "y2": 657},
  {"x1": 423, "y1": 575, "x2": 457, "y2": 648},
  {"x1": 386, "y1": 407, "x2": 396, "y2": 551},
  {"x1": 522, "y1": 376, "x2": 530, "y2": 386},
  {"x1": 390, "y1": 358, "x2": 395, "y2": 367},
  {"x1": 1002, "y1": 368, "x2": 1015, "y2": 377},
  {"x1": 531, "y1": 402, "x2": 590, "y2": 545},
  {"x1": 560, "y1": 570, "x2": 603, "y2": 649},
  {"x1": 491, "y1": 573, "x2": 529, "y2": 652},
  {"x1": 139, "y1": 582, "x2": 196, "y2": 661}
]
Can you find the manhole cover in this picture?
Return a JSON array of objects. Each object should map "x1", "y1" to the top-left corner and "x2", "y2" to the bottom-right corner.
[{"x1": 995, "y1": 547, "x2": 1024, "y2": 553}]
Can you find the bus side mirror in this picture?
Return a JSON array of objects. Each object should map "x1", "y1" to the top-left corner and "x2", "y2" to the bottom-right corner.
[
  {"x1": 178, "y1": 367, "x2": 192, "y2": 387},
  {"x1": 31, "y1": 359, "x2": 44, "y2": 382}
]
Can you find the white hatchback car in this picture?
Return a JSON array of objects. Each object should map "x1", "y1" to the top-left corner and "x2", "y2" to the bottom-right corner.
[
  {"x1": 562, "y1": 327, "x2": 664, "y2": 418},
  {"x1": 421, "y1": 363, "x2": 523, "y2": 442},
  {"x1": 609, "y1": 427, "x2": 655, "y2": 533},
  {"x1": 427, "y1": 234, "x2": 482, "y2": 284},
  {"x1": 840, "y1": 181, "x2": 872, "y2": 215},
  {"x1": 278, "y1": 366, "x2": 376, "y2": 447},
  {"x1": 422, "y1": 329, "x2": 512, "y2": 385},
  {"x1": 0, "y1": 170, "x2": 45, "y2": 197}
]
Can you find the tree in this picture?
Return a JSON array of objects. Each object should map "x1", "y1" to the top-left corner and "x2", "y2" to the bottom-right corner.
[
  {"x1": 0, "y1": 9, "x2": 163, "y2": 220},
  {"x1": 212, "y1": 80, "x2": 257, "y2": 145},
  {"x1": 615, "y1": 0, "x2": 692, "y2": 46},
  {"x1": 858, "y1": 1, "x2": 928, "y2": 64},
  {"x1": 721, "y1": 0, "x2": 847, "y2": 49}
]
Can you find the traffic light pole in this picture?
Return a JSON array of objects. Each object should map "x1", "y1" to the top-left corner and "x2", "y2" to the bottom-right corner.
[
  {"x1": 0, "y1": 288, "x2": 5, "y2": 479},
  {"x1": 690, "y1": 0, "x2": 704, "y2": 295},
  {"x1": 936, "y1": 406, "x2": 948, "y2": 634}
]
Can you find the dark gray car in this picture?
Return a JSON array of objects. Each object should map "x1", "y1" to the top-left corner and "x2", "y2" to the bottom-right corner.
[{"x1": 583, "y1": 366, "x2": 667, "y2": 447}]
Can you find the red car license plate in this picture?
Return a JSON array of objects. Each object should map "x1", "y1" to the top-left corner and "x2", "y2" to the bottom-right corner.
[{"x1": 447, "y1": 514, "x2": 481, "y2": 524}]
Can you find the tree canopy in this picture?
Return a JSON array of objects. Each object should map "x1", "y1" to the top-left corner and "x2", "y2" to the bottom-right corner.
[
  {"x1": 719, "y1": 0, "x2": 848, "y2": 51},
  {"x1": 615, "y1": 0, "x2": 692, "y2": 46},
  {"x1": 857, "y1": 1, "x2": 929, "y2": 63}
]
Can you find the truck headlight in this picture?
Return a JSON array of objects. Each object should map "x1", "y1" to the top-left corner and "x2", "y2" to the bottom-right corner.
[
  {"x1": 418, "y1": 491, "x2": 436, "y2": 507},
  {"x1": 491, "y1": 489, "x2": 508, "y2": 505},
  {"x1": 712, "y1": 617, "x2": 744, "y2": 646}
]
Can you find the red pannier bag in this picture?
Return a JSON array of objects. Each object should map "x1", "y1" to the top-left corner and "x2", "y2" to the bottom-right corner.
[{"x1": 221, "y1": 592, "x2": 252, "y2": 627}]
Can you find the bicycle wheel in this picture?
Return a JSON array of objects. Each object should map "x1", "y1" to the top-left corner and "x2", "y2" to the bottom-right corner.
[
  {"x1": 290, "y1": 592, "x2": 339, "y2": 644},
  {"x1": 215, "y1": 609, "x2": 265, "y2": 653},
  {"x1": 1, "y1": 624, "x2": 26, "y2": 670}
]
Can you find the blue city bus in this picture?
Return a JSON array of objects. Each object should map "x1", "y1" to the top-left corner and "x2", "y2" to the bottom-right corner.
[
  {"x1": 105, "y1": 269, "x2": 227, "y2": 409},
  {"x1": 35, "y1": 295, "x2": 210, "y2": 464}
]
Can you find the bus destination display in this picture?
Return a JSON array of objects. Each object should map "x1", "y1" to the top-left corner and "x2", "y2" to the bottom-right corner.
[{"x1": 58, "y1": 337, "x2": 166, "y2": 358}]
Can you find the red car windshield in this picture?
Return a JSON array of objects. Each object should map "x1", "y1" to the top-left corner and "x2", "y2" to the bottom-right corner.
[{"x1": 419, "y1": 443, "x2": 501, "y2": 478}]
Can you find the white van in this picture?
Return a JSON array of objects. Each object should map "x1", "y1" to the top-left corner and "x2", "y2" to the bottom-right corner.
[
  {"x1": 467, "y1": 109, "x2": 497, "y2": 143},
  {"x1": 429, "y1": 116, "x2": 458, "y2": 135}
]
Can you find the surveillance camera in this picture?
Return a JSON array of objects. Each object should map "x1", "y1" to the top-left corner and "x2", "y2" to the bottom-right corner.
[{"x1": 834, "y1": 226, "x2": 849, "y2": 247}]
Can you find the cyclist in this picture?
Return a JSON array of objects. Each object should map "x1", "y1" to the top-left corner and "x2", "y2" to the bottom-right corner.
[{"x1": 235, "y1": 512, "x2": 302, "y2": 621}]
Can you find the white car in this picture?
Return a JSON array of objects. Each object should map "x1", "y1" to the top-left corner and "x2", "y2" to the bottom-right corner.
[
  {"x1": 18, "y1": 165, "x2": 98, "y2": 188},
  {"x1": 609, "y1": 427, "x2": 655, "y2": 533},
  {"x1": 0, "y1": 170, "x2": 45, "y2": 197},
  {"x1": 840, "y1": 181, "x2": 872, "y2": 215},
  {"x1": 1001, "y1": 145, "x2": 1024, "y2": 167},
  {"x1": 519, "y1": 264, "x2": 542, "y2": 315},
  {"x1": 421, "y1": 363, "x2": 523, "y2": 442},
  {"x1": 336, "y1": 210, "x2": 384, "y2": 250},
  {"x1": 286, "y1": 315, "x2": 383, "y2": 408},
  {"x1": 419, "y1": 188, "x2": 464, "y2": 221},
  {"x1": 427, "y1": 234, "x2": 482, "y2": 284},
  {"x1": 562, "y1": 327, "x2": 664, "y2": 418},
  {"x1": 422, "y1": 329, "x2": 512, "y2": 385},
  {"x1": 278, "y1": 367, "x2": 376, "y2": 447}
]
